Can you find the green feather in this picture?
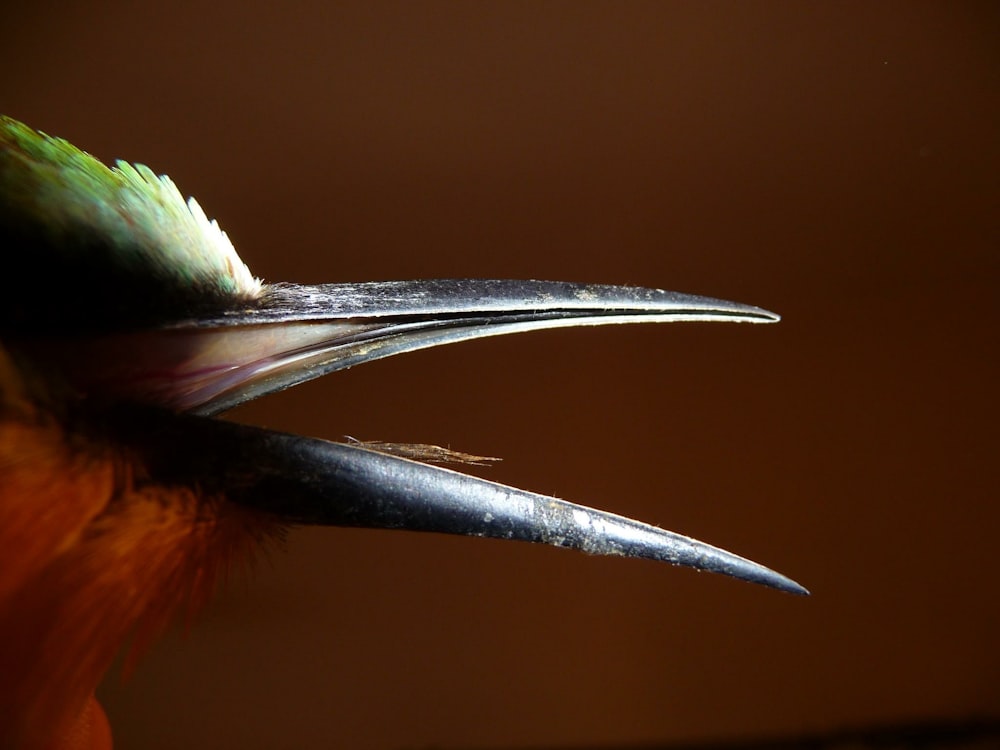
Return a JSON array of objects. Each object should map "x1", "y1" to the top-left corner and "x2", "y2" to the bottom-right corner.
[{"x1": 0, "y1": 116, "x2": 260, "y2": 334}]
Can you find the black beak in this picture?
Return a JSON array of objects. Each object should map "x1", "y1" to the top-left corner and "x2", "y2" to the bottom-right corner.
[{"x1": 94, "y1": 279, "x2": 806, "y2": 595}]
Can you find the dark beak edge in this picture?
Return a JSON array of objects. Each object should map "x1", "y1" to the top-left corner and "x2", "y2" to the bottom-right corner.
[{"x1": 122, "y1": 279, "x2": 806, "y2": 595}]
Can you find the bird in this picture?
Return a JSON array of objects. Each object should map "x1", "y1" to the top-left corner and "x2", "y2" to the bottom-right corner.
[{"x1": 0, "y1": 115, "x2": 806, "y2": 750}]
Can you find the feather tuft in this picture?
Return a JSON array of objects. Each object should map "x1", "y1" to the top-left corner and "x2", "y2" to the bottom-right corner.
[{"x1": 0, "y1": 115, "x2": 262, "y2": 334}]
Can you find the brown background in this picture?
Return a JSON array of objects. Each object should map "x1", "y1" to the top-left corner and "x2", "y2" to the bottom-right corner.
[{"x1": 2, "y1": 2, "x2": 997, "y2": 748}]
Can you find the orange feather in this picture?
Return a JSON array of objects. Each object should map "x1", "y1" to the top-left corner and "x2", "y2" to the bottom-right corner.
[{"x1": 0, "y1": 347, "x2": 280, "y2": 749}]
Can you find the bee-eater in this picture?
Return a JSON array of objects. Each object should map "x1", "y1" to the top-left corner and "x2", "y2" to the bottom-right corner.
[{"x1": 0, "y1": 116, "x2": 806, "y2": 750}]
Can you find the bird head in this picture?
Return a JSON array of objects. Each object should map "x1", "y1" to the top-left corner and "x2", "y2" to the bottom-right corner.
[{"x1": 0, "y1": 116, "x2": 805, "y2": 749}]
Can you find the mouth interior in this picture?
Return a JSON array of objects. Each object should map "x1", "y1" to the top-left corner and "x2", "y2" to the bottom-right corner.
[
  {"x1": 24, "y1": 302, "x2": 769, "y2": 414},
  {"x1": 23, "y1": 321, "x2": 373, "y2": 412}
]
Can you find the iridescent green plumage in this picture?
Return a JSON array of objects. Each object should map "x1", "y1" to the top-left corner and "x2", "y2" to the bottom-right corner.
[{"x1": 0, "y1": 116, "x2": 259, "y2": 335}]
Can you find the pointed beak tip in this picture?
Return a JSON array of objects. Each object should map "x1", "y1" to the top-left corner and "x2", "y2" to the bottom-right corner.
[
  {"x1": 755, "y1": 307, "x2": 781, "y2": 324},
  {"x1": 720, "y1": 559, "x2": 807, "y2": 596},
  {"x1": 785, "y1": 580, "x2": 811, "y2": 596},
  {"x1": 769, "y1": 574, "x2": 810, "y2": 596}
]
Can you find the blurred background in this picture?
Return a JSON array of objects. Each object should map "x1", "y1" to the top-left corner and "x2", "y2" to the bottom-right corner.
[{"x1": 2, "y1": 2, "x2": 997, "y2": 748}]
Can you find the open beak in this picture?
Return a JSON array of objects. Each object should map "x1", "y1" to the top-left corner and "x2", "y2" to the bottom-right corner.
[{"x1": 81, "y1": 279, "x2": 807, "y2": 595}]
